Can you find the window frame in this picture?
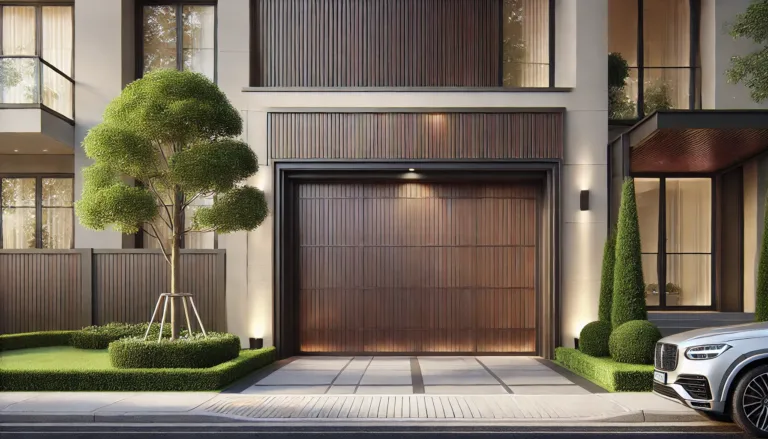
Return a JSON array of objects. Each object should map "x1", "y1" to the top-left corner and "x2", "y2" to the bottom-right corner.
[
  {"x1": 0, "y1": 174, "x2": 75, "y2": 249},
  {"x1": 633, "y1": 174, "x2": 716, "y2": 310},
  {"x1": 135, "y1": 0, "x2": 218, "y2": 83},
  {"x1": 610, "y1": 0, "x2": 701, "y2": 121}
]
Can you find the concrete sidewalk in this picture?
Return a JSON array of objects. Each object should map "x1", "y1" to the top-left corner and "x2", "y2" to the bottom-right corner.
[{"x1": 0, "y1": 391, "x2": 710, "y2": 424}]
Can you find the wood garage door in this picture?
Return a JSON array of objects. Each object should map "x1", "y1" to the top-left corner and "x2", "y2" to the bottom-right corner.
[{"x1": 297, "y1": 182, "x2": 538, "y2": 353}]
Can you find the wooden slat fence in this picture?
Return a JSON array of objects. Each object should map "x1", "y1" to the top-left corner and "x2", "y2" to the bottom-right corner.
[{"x1": 0, "y1": 249, "x2": 226, "y2": 335}]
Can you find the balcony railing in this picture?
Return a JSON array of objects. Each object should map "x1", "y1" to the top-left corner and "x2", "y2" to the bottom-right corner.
[{"x1": 0, "y1": 56, "x2": 74, "y2": 120}]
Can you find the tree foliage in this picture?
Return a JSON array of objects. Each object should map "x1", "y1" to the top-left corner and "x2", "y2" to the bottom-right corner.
[
  {"x1": 611, "y1": 178, "x2": 647, "y2": 328},
  {"x1": 598, "y1": 228, "x2": 617, "y2": 323},
  {"x1": 727, "y1": 0, "x2": 768, "y2": 103},
  {"x1": 76, "y1": 69, "x2": 269, "y2": 339}
]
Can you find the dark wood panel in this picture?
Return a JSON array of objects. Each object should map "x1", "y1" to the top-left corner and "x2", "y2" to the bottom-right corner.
[
  {"x1": 92, "y1": 251, "x2": 227, "y2": 332},
  {"x1": 0, "y1": 251, "x2": 87, "y2": 334},
  {"x1": 254, "y1": 0, "x2": 502, "y2": 87},
  {"x1": 719, "y1": 168, "x2": 743, "y2": 312},
  {"x1": 270, "y1": 112, "x2": 564, "y2": 160},
  {"x1": 297, "y1": 182, "x2": 538, "y2": 353}
]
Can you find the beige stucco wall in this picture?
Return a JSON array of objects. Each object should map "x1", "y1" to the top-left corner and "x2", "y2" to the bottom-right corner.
[{"x1": 0, "y1": 154, "x2": 74, "y2": 174}]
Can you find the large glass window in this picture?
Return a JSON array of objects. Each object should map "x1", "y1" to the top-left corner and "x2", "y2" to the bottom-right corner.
[
  {"x1": 635, "y1": 177, "x2": 712, "y2": 308},
  {"x1": 608, "y1": 0, "x2": 700, "y2": 119},
  {"x1": 502, "y1": 0, "x2": 551, "y2": 87},
  {"x1": 0, "y1": 5, "x2": 74, "y2": 118},
  {"x1": 1, "y1": 177, "x2": 74, "y2": 249},
  {"x1": 141, "y1": 3, "x2": 216, "y2": 81}
]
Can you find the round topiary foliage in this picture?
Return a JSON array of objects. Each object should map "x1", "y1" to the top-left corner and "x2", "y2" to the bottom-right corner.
[
  {"x1": 609, "y1": 320, "x2": 662, "y2": 365},
  {"x1": 579, "y1": 321, "x2": 612, "y2": 357},
  {"x1": 109, "y1": 332, "x2": 240, "y2": 369}
]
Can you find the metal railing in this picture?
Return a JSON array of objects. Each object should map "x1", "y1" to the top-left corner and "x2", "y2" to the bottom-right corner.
[{"x1": 0, "y1": 55, "x2": 74, "y2": 120}]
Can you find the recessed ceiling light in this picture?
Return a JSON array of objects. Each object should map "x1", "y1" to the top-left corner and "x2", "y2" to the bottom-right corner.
[
  {"x1": 408, "y1": 168, "x2": 415, "y2": 172},
  {"x1": 13, "y1": 149, "x2": 18, "y2": 152},
  {"x1": 42, "y1": 149, "x2": 48, "y2": 152}
]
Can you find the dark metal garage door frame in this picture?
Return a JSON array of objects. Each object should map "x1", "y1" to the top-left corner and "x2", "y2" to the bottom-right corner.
[{"x1": 273, "y1": 160, "x2": 562, "y2": 359}]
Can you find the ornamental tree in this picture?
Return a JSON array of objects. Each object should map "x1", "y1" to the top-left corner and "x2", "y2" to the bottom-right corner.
[
  {"x1": 611, "y1": 178, "x2": 647, "y2": 328},
  {"x1": 76, "y1": 69, "x2": 268, "y2": 339},
  {"x1": 598, "y1": 228, "x2": 617, "y2": 323},
  {"x1": 727, "y1": 0, "x2": 768, "y2": 103}
]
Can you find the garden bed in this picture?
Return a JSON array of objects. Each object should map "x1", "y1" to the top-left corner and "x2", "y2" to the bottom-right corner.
[
  {"x1": 0, "y1": 330, "x2": 276, "y2": 391},
  {"x1": 555, "y1": 347, "x2": 654, "y2": 392}
]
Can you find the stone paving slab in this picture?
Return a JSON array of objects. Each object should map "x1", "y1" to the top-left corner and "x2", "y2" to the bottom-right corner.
[
  {"x1": 425, "y1": 385, "x2": 508, "y2": 395},
  {"x1": 241, "y1": 386, "x2": 330, "y2": 395},
  {"x1": 256, "y1": 370, "x2": 339, "y2": 386},
  {"x1": 508, "y1": 385, "x2": 591, "y2": 395}
]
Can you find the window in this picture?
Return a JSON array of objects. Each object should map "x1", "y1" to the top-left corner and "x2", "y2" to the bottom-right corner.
[
  {"x1": 636, "y1": 177, "x2": 713, "y2": 308},
  {"x1": 0, "y1": 5, "x2": 74, "y2": 118},
  {"x1": 502, "y1": 0, "x2": 552, "y2": 87},
  {"x1": 608, "y1": 0, "x2": 700, "y2": 119},
  {"x1": 140, "y1": 2, "x2": 216, "y2": 81},
  {"x1": 0, "y1": 177, "x2": 74, "y2": 249}
]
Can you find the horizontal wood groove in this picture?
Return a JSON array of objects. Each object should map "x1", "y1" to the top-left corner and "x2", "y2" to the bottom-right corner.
[
  {"x1": 0, "y1": 250, "x2": 226, "y2": 334},
  {"x1": 269, "y1": 112, "x2": 564, "y2": 160},
  {"x1": 298, "y1": 182, "x2": 538, "y2": 353}
]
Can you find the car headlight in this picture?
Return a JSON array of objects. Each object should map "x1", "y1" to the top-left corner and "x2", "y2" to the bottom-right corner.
[{"x1": 685, "y1": 344, "x2": 731, "y2": 360}]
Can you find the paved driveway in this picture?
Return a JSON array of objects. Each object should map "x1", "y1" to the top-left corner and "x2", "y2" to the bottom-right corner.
[{"x1": 238, "y1": 356, "x2": 593, "y2": 395}]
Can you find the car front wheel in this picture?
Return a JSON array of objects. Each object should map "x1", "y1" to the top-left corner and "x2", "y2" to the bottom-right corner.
[{"x1": 731, "y1": 364, "x2": 768, "y2": 437}]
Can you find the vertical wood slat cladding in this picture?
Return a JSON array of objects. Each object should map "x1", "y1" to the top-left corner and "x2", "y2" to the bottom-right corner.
[
  {"x1": 270, "y1": 112, "x2": 564, "y2": 160},
  {"x1": 92, "y1": 251, "x2": 226, "y2": 332},
  {"x1": 255, "y1": 0, "x2": 500, "y2": 87},
  {"x1": 0, "y1": 250, "x2": 226, "y2": 334},
  {"x1": 0, "y1": 251, "x2": 87, "y2": 334},
  {"x1": 298, "y1": 182, "x2": 538, "y2": 353}
]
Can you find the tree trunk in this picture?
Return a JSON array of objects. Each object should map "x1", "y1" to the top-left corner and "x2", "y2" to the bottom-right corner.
[{"x1": 170, "y1": 188, "x2": 184, "y2": 340}]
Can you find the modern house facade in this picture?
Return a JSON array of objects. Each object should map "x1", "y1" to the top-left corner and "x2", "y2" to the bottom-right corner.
[{"x1": 0, "y1": 0, "x2": 766, "y2": 358}]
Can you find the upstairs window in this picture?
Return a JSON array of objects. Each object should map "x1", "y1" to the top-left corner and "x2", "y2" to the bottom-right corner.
[
  {"x1": 608, "y1": 0, "x2": 700, "y2": 120},
  {"x1": 140, "y1": 2, "x2": 216, "y2": 81}
]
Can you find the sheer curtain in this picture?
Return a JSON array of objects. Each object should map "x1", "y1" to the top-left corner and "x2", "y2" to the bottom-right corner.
[
  {"x1": 643, "y1": 0, "x2": 691, "y2": 110},
  {"x1": 183, "y1": 6, "x2": 215, "y2": 80},
  {"x1": 41, "y1": 6, "x2": 73, "y2": 117},
  {"x1": 1, "y1": 6, "x2": 37, "y2": 105},
  {"x1": 502, "y1": 0, "x2": 549, "y2": 87},
  {"x1": 1, "y1": 178, "x2": 36, "y2": 249},
  {"x1": 41, "y1": 178, "x2": 74, "y2": 249}
]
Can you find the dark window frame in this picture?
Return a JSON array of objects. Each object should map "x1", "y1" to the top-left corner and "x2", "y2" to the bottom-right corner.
[
  {"x1": 632, "y1": 174, "x2": 716, "y2": 311},
  {"x1": 135, "y1": 0, "x2": 218, "y2": 83},
  {"x1": 611, "y1": 0, "x2": 701, "y2": 121},
  {"x1": 0, "y1": 174, "x2": 75, "y2": 250}
]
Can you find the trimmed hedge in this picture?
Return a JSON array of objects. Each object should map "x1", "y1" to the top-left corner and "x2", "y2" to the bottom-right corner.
[
  {"x1": 757, "y1": 192, "x2": 768, "y2": 321},
  {"x1": 598, "y1": 229, "x2": 617, "y2": 323},
  {"x1": 71, "y1": 323, "x2": 171, "y2": 349},
  {"x1": 611, "y1": 178, "x2": 647, "y2": 328},
  {"x1": 0, "y1": 347, "x2": 275, "y2": 391},
  {"x1": 579, "y1": 320, "x2": 612, "y2": 357},
  {"x1": 609, "y1": 320, "x2": 661, "y2": 365},
  {"x1": 555, "y1": 347, "x2": 653, "y2": 392},
  {"x1": 109, "y1": 333, "x2": 240, "y2": 369},
  {"x1": 0, "y1": 331, "x2": 76, "y2": 351}
]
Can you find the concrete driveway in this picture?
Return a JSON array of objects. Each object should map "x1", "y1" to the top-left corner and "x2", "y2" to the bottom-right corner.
[{"x1": 238, "y1": 356, "x2": 595, "y2": 395}]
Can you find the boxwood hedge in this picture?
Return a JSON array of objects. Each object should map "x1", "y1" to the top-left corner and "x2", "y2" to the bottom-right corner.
[
  {"x1": 0, "y1": 347, "x2": 275, "y2": 391},
  {"x1": 555, "y1": 347, "x2": 653, "y2": 392},
  {"x1": 71, "y1": 323, "x2": 171, "y2": 349},
  {"x1": 0, "y1": 331, "x2": 76, "y2": 351},
  {"x1": 109, "y1": 332, "x2": 241, "y2": 369}
]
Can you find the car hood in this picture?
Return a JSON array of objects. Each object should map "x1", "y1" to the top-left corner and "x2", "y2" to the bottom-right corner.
[{"x1": 659, "y1": 322, "x2": 768, "y2": 345}]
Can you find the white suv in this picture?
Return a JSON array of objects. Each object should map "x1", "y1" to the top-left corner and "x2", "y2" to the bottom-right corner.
[{"x1": 653, "y1": 322, "x2": 768, "y2": 437}]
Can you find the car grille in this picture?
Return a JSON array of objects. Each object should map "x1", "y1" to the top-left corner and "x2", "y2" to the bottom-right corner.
[
  {"x1": 654, "y1": 343, "x2": 678, "y2": 371},
  {"x1": 675, "y1": 375, "x2": 712, "y2": 400},
  {"x1": 653, "y1": 382, "x2": 684, "y2": 403}
]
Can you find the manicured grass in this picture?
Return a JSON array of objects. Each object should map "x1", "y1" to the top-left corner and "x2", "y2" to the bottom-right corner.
[
  {"x1": 555, "y1": 347, "x2": 654, "y2": 392},
  {"x1": 0, "y1": 346, "x2": 112, "y2": 371}
]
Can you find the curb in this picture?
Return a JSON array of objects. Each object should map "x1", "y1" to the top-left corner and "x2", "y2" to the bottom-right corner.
[{"x1": 0, "y1": 410, "x2": 709, "y2": 425}]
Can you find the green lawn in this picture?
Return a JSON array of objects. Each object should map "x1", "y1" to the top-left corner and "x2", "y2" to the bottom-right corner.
[{"x1": 0, "y1": 346, "x2": 113, "y2": 371}]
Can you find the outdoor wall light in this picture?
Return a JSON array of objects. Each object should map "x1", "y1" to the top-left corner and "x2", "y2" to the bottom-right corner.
[
  {"x1": 408, "y1": 168, "x2": 416, "y2": 172},
  {"x1": 249, "y1": 337, "x2": 264, "y2": 349},
  {"x1": 574, "y1": 337, "x2": 580, "y2": 350},
  {"x1": 580, "y1": 190, "x2": 590, "y2": 211}
]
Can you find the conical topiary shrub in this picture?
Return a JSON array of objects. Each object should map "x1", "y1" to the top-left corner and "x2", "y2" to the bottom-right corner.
[
  {"x1": 611, "y1": 178, "x2": 647, "y2": 328},
  {"x1": 757, "y1": 194, "x2": 768, "y2": 321},
  {"x1": 598, "y1": 229, "x2": 617, "y2": 323}
]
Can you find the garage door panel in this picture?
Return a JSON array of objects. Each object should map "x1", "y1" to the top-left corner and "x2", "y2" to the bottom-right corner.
[{"x1": 297, "y1": 182, "x2": 538, "y2": 354}]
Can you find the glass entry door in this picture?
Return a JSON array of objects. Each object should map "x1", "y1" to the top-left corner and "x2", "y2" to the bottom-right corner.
[{"x1": 635, "y1": 177, "x2": 713, "y2": 309}]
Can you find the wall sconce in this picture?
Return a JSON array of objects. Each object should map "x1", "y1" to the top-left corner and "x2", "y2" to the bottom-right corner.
[
  {"x1": 574, "y1": 337, "x2": 580, "y2": 350},
  {"x1": 249, "y1": 337, "x2": 264, "y2": 349},
  {"x1": 579, "y1": 190, "x2": 590, "y2": 211}
]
